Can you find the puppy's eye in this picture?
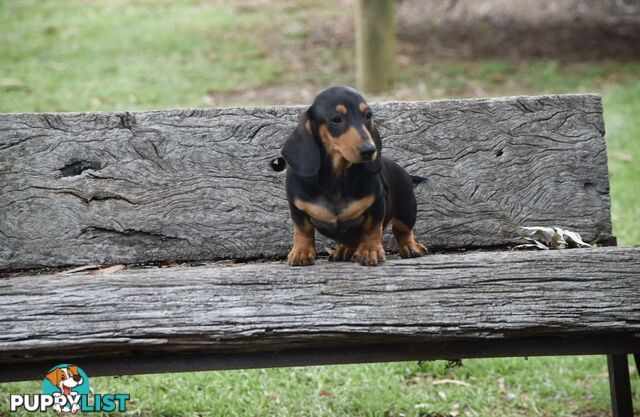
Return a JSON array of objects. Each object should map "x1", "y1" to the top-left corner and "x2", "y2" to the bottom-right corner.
[
  {"x1": 331, "y1": 115, "x2": 343, "y2": 124},
  {"x1": 365, "y1": 111, "x2": 372, "y2": 120},
  {"x1": 61, "y1": 375, "x2": 66, "y2": 380}
]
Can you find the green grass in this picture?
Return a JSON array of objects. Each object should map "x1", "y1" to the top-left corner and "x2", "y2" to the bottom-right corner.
[
  {"x1": 1, "y1": 357, "x2": 638, "y2": 417},
  {"x1": 604, "y1": 81, "x2": 640, "y2": 245},
  {"x1": 1, "y1": 0, "x2": 639, "y2": 416},
  {"x1": 0, "y1": 0, "x2": 282, "y2": 112},
  {"x1": 394, "y1": 60, "x2": 640, "y2": 100}
]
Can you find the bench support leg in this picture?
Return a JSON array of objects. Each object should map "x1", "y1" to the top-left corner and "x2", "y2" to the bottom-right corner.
[{"x1": 608, "y1": 354, "x2": 634, "y2": 417}]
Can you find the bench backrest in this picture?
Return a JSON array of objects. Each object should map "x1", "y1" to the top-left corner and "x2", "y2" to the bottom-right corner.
[{"x1": 0, "y1": 94, "x2": 612, "y2": 270}]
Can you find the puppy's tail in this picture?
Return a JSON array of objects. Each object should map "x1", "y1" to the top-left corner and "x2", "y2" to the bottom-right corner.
[{"x1": 410, "y1": 175, "x2": 427, "y2": 187}]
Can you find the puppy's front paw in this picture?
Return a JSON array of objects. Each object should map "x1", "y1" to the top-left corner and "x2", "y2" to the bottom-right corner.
[
  {"x1": 399, "y1": 241, "x2": 428, "y2": 258},
  {"x1": 352, "y1": 242, "x2": 386, "y2": 266},
  {"x1": 287, "y1": 245, "x2": 316, "y2": 266},
  {"x1": 328, "y1": 244, "x2": 354, "y2": 262}
]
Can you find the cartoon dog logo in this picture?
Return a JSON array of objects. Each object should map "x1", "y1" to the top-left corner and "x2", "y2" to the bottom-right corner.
[{"x1": 44, "y1": 365, "x2": 86, "y2": 413}]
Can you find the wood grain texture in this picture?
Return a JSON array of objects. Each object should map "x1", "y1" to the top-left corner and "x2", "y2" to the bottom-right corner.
[
  {"x1": 0, "y1": 94, "x2": 612, "y2": 269},
  {"x1": 1, "y1": 247, "x2": 638, "y2": 371}
]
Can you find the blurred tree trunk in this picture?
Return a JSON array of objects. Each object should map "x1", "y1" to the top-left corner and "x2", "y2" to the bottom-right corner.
[{"x1": 356, "y1": 0, "x2": 396, "y2": 94}]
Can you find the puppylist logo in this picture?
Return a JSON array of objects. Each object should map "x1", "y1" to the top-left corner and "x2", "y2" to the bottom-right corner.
[{"x1": 10, "y1": 364, "x2": 130, "y2": 413}]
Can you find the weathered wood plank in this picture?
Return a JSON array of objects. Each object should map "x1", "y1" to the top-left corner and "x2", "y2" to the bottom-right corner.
[
  {"x1": 4, "y1": 335, "x2": 640, "y2": 382},
  {"x1": 0, "y1": 94, "x2": 612, "y2": 269},
  {"x1": 1, "y1": 247, "x2": 638, "y2": 377}
]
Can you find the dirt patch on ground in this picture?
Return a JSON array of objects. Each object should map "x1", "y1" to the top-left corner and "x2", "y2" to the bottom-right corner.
[
  {"x1": 397, "y1": 0, "x2": 640, "y2": 60},
  {"x1": 204, "y1": 0, "x2": 640, "y2": 105}
]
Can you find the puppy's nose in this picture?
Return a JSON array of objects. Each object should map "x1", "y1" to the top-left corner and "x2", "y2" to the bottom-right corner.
[
  {"x1": 73, "y1": 375, "x2": 82, "y2": 382},
  {"x1": 359, "y1": 143, "x2": 376, "y2": 160}
]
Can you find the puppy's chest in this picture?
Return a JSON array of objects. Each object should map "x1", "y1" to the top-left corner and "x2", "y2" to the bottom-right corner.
[{"x1": 294, "y1": 194, "x2": 375, "y2": 231}]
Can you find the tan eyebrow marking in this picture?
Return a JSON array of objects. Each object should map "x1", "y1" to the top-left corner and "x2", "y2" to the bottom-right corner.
[
  {"x1": 359, "y1": 102, "x2": 368, "y2": 112},
  {"x1": 336, "y1": 104, "x2": 347, "y2": 115}
]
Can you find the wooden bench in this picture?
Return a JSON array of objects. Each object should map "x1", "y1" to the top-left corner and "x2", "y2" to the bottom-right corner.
[{"x1": 1, "y1": 94, "x2": 638, "y2": 415}]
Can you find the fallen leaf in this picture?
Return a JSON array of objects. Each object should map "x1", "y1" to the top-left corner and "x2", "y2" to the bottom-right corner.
[
  {"x1": 161, "y1": 260, "x2": 180, "y2": 268},
  {"x1": 89, "y1": 264, "x2": 125, "y2": 276},
  {"x1": 0, "y1": 78, "x2": 30, "y2": 91},
  {"x1": 560, "y1": 228, "x2": 591, "y2": 248},
  {"x1": 612, "y1": 152, "x2": 633, "y2": 162},
  {"x1": 511, "y1": 243, "x2": 545, "y2": 251},
  {"x1": 432, "y1": 379, "x2": 472, "y2": 387},
  {"x1": 318, "y1": 390, "x2": 332, "y2": 397},
  {"x1": 514, "y1": 225, "x2": 591, "y2": 250},
  {"x1": 62, "y1": 264, "x2": 101, "y2": 274}
]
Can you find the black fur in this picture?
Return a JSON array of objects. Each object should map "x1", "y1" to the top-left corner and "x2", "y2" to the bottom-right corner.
[{"x1": 281, "y1": 86, "x2": 426, "y2": 265}]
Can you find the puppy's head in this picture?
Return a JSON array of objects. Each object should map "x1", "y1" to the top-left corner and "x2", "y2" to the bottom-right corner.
[{"x1": 282, "y1": 86, "x2": 382, "y2": 178}]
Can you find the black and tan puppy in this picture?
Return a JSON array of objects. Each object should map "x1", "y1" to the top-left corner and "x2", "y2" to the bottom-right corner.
[{"x1": 282, "y1": 86, "x2": 427, "y2": 266}]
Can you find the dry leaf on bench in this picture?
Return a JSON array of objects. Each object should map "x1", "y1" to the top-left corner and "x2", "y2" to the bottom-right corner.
[
  {"x1": 89, "y1": 264, "x2": 125, "y2": 276},
  {"x1": 513, "y1": 226, "x2": 591, "y2": 250},
  {"x1": 61, "y1": 264, "x2": 101, "y2": 274}
]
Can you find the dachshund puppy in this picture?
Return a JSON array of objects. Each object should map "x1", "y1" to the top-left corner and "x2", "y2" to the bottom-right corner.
[{"x1": 282, "y1": 86, "x2": 427, "y2": 266}]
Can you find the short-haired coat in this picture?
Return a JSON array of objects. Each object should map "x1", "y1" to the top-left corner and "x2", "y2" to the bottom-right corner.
[{"x1": 282, "y1": 86, "x2": 427, "y2": 266}]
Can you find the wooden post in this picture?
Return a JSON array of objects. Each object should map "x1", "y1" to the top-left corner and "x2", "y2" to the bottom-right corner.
[{"x1": 356, "y1": 0, "x2": 396, "y2": 94}]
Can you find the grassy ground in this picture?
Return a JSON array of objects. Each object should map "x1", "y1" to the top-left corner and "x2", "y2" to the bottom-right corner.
[
  {"x1": 2, "y1": 357, "x2": 637, "y2": 417},
  {"x1": 0, "y1": 1, "x2": 639, "y2": 416}
]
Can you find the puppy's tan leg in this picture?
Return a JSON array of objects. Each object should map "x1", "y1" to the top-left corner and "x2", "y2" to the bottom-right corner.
[
  {"x1": 328, "y1": 244, "x2": 355, "y2": 262},
  {"x1": 287, "y1": 220, "x2": 316, "y2": 266},
  {"x1": 352, "y1": 220, "x2": 386, "y2": 266},
  {"x1": 392, "y1": 219, "x2": 428, "y2": 258}
]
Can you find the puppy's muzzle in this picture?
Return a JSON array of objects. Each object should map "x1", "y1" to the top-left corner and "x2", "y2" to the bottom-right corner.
[{"x1": 359, "y1": 143, "x2": 376, "y2": 160}]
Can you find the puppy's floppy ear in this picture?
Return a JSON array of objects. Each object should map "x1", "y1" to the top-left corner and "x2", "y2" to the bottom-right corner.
[
  {"x1": 67, "y1": 366, "x2": 78, "y2": 376},
  {"x1": 46, "y1": 368, "x2": 62, "y2": 387},
  {"x1": 365, "y1": 120, "x2": 383, "y2": 174},
  {"x1": 281, "y1": 109, "x2": 320, "y2": 178}
]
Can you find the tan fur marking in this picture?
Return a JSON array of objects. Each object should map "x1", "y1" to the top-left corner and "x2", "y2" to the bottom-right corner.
[
  {"x1": 362, "y1": 126, "x2": 377, "y2": 161},
  {"x1": 392, "y1": 219, "x2": 428, "y2": 258},
  {"x1": 336, "y1": 104, "x2": 347, "y2": 115},
  {"x1": 328, "y1": 243, "x2": 354, "y2": 262},
  {"x1": 294, "y1": 198, "x2": 336, "y2": 224},
  {"x1": 294, "y1": 196, "x2": 375, "y2": 224},
  {"x1": 338, "y1": 195, "x2": 375, "y2": 222},
  {"x1": 288, "y1": 218, "x2": 316, "y2": 266},
  {"x1": 353, "y1": 219, "x2": 385, "y2": 266},
  {"x1": 293, "y1": 219, "x2": 314, "y2": 245},
  {"x1": 359, "y1": 102, "x2": 368, "y2": 112},
  {"x1": 319, "y1": 124, "x2": 365, "y2": 166},
  {"x1": 392, "y1": 219, "x2": 410, "y2": 234},
  {"x1": 305, "y1": 120, "x2": 311, "y2": 133}
]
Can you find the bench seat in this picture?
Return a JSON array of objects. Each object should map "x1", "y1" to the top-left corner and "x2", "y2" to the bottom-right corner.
[{"x1": 1, "y1": 246, "x2": 638, "y2": 382}]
